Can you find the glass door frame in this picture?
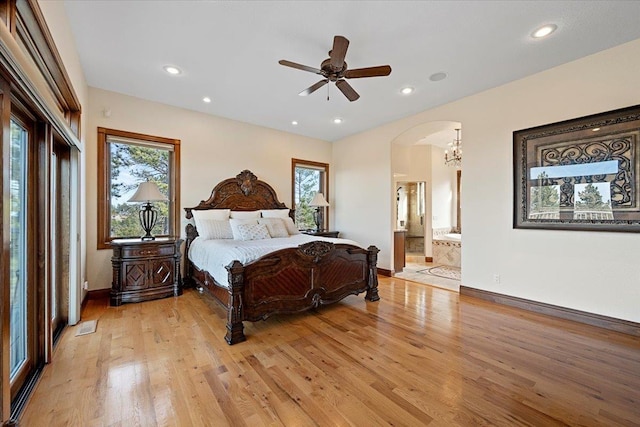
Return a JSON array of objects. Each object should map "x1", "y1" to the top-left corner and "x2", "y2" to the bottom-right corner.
[
  {"x1": 7, "y1": 106, "x2": 38, "y2": 399},
  {"x1": 50, "y1": 139, "x2": 71, "y2": 344}
]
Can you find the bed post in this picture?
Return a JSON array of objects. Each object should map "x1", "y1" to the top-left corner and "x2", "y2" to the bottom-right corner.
[
  {"x1": 365, "y1": 245, "x2": 380, "y2": 301},
  {"x1": 225, "y1": 260, "x2": 247, "y2": 345},
  {"x1": 183, "y1": 223, "x2": 198, "y2": 288}
]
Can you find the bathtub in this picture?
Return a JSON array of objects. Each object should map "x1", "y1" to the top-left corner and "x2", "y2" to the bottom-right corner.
[{"x1": 432, "y1": 233, "x2": 461, "y2": 268}]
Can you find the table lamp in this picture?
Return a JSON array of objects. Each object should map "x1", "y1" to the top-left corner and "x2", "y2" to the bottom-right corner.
[
  {"x1": 128, "y1": 181, "x2": 168, "y2": 240},
  {"x1": 309, "y1": 192, "x2": 330, "y2": 232}
]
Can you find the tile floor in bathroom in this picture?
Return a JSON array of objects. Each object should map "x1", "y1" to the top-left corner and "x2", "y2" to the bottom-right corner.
[{"x1": 393, "y1": 254, "x2": 461, "y2": 292}]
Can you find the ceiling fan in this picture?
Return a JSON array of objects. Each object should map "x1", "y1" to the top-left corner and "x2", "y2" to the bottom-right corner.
[{"x1": 278, "y1": 35, "x2": 392, "y2": 102}]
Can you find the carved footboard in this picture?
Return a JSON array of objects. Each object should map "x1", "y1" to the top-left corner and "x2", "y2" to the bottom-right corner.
[
  {"x1": 183, "y1": 169, "x2": 380, "y2": 345},
  {"x1": 225, "y1": 241, "x2": 379, "y2": 344}
]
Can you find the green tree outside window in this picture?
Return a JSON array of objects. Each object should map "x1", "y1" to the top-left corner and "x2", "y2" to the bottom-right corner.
[
  {"x1": 292, "y1": 160, "x2": 328, "y2": 230},
  {"x1": 98, "y1": 128, "x2": 180, "y2": 248},
  {"x1": 110, "y1": 142, "x2": 170, "y2": 239},
  {"x1": 575, "y1": 183, "x2": 611, "y2": 211}
]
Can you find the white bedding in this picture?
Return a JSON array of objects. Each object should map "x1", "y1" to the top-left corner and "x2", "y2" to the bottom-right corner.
[{"x1": 189, "y1": 234, "x2": 361, "y2": 287}]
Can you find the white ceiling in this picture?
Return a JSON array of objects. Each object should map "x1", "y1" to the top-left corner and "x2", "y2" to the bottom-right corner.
[{"x1": 63, "y1": 1, "x2": 640, "y2": 143}]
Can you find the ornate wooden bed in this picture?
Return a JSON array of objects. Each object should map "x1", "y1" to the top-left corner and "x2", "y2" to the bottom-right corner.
[{"x1": 184, "y1": 170, "x2": 380, "y2": 345}]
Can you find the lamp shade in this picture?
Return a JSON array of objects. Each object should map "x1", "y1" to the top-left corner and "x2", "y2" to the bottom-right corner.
[
  {"x1": 128, "y1": 181, "x2": 167, "y2": 203},
  {"x1": 309, "y1": 192, "x2": 329, "y2": 207}
]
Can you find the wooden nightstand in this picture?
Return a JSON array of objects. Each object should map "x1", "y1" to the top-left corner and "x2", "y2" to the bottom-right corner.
[
  {"x1": 110, "y1": 237, "x2": 183, "y2": 306},
  {"x1": 302, "y1": 230, "x2": 340, "y2": 238}
]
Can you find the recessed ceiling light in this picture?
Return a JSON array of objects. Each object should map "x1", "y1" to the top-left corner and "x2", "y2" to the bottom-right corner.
[
  {"x1": 401, "y1": 87, "x2": 414, "y2": 95},
  {"x1": 202, "y1": 97, "x2": 211, "y2": 103},
  {"x1": 333, "y1": 117, "x2": 343, "y2": 124},
  {"x1": 163, "y1": 65, "x2": 181, "y2": 75},
  {"x1": 429, "y1": 72, "x2": 447, "y2": 82},
  {"x1": 532, "y1": 24, "x2": 557, "y2": 39},
  {"x1": 291, "y1": 121, "x2": 298, "y2": 125}
]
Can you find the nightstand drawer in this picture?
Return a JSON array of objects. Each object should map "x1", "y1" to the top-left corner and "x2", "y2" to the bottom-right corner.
[{"x1": 121, "y1": 244, "x2": 175, "y2": 259}]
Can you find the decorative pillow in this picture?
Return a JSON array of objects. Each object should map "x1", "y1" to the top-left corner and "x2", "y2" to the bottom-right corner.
[
  {"x1": 230, "y1": 210, "x2": 261, "y2": 219},
  {"x1": 260, "y1": 209, "x2": 290, "y2": 219},
  {"x1": 260, "y1": 209, "x2": 300, "y2": 235},
  {"x1": 197, "y1": 219, "x2": 233, "y2": 240},
  {"x1": 237, "y1": 223, "x2": 271, "y2": 241},
  {"x1": 229, "y1": 218, "x2": 259, "y2": 240},
  {"x1": 282, "y1": 217, "x2": 301, "y2": 235},
  {"x1": 258, "y1": 218, "x2": 289, "y2": 238}
]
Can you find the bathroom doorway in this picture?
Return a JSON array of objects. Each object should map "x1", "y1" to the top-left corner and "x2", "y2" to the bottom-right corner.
[
  {"x1": 396, "y1": 181, "x2": 426, "y2": 263},
  {"x1": 391, "y1": 120, "x2": 462, "y2": 292}
]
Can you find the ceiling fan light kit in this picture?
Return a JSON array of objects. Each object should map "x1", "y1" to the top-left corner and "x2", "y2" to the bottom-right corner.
[{"x1": 279, "y1": 35, "x2": 392, "y2": 102}]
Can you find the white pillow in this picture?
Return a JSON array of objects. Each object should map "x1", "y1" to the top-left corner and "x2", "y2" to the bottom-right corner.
[
  {"x1": 260, "y1": 209, "x2": 300, "y2": 235},
  {"x1": 192, "y1": 209, "x2": 230, "y2": 232},
  {"x1": 237, "y1": 223, "x2": 271, "y2": 241},
  {"x1": 197, "y1": 219, "x2": 233, "y2": 240},
  {"x1": 282, "y1": 217, "x2": 301, "y2": 235},
  {"x1": 230, "y1": 210, "x2": 261, "y2": 219},
  {"x1": 229, "y1": 218, "x2": 259, "y2": 240},
  {"x1": 260, "y1": 209, "x2": 290, "y2": 218},
  {"x1": 258, "y1": 218, "x2": 289, "y2": 238},
  {"x1": 192, "y1": 209, "x2": 230, "y2": 221}
]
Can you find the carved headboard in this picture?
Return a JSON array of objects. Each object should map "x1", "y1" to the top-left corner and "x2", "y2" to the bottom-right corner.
[{"x1": 184, "y1": 169, "x2": 294, "y2": 219}]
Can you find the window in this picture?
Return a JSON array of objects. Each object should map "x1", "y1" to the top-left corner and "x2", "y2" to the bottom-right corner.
[
  {"x1": 98, "y1": 128, "x2": 180, "y2": 249},
  {"x1": 9, "y1": 117, "x2": 31, "y2": 389},
  {"x1": 291, "y1": 159, "x2": 329, "y2": 230},
  {"x1": 6, "y1": 103, "x2": 41, "y2": 407}
]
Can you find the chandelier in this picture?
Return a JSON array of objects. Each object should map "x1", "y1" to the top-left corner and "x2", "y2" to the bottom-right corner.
[{"x1": 444, "y1": 128, "x2": 462, "y2": 167}]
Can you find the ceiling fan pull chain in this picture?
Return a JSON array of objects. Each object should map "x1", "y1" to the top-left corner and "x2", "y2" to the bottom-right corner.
[{"x1": 327, "y1": 83, "x2": 330, "y2": 101}]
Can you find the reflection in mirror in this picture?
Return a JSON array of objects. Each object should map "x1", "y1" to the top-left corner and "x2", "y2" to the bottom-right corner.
[
  {"x1": 529, "y1": 183, "x2": 560, "y2": 219},
  {"x1": 396, "y1": 182, "x2": 426, "y2": 257},
  {"x1": 573, "y1": 183, "x2": 613, "y2": 220},
  {"x1": 529, "y1": 162, "x2": 616, "y2": 220}
]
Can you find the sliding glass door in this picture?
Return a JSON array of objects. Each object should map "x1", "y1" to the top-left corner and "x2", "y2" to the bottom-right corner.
[{"x1": 9, "y1": 117, "x2": 33, "y2": 395}]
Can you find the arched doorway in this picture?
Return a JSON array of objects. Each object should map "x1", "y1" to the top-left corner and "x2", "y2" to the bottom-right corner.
[{"x1": 390, "y1": 120, "x2": 462, "y2": 291}]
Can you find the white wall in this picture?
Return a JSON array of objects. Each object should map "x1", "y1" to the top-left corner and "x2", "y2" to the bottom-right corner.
[
  {"x1": 391, "y1": 143, "x2": 431, "y2": 182},
  {"x1": 333, "y1": 126, "x2": 396, "y2": 270},
  {"x1": 85, "y1": 88, "x2": 332, "y2": 290},
  {"x1": 334, "y1": 38, "x2": 640, "y2": 322}
]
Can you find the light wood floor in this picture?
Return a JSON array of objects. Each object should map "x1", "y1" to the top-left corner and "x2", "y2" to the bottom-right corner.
[{"x1": 20, "y1": 277, "x2": 640, "y2": 426}]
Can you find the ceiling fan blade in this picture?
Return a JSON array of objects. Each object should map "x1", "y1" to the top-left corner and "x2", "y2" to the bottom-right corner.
[
  {"x1": 344, "y1": 65, "x2": 392, "y2": 79},
  {"x1": 330, "y1": 35, "x2": 349, "y2": 69},
  {"x1": 299, "y1": 79, "x2": 329, "y2": 96},
  {"x1": 336, "y1": 79, "x2": 360, "y2": 102},
  {"x1": 278, "y1": 60, "x2": 322, "y2": 75}
]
